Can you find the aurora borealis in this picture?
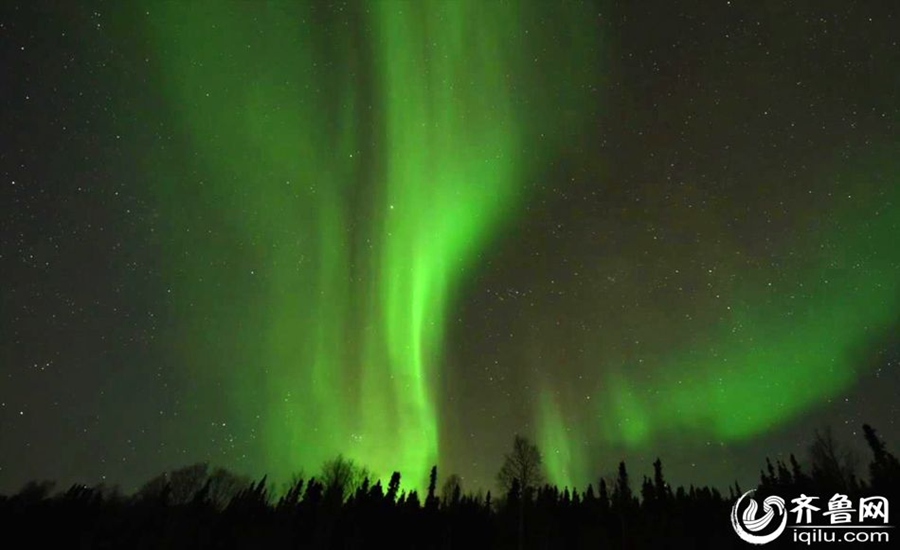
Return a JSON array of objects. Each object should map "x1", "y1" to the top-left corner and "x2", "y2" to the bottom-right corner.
[
  {"x1": 2, "y1": 0, "x2": 899, "y2": 496},
  {"x1": 143, "y1": 0, "x2": 600, "y2": 487}
]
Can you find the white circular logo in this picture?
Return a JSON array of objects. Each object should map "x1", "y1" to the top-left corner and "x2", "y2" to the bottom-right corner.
[{"x1": 731, "y1": 489, "x2": 788, "y2": 545}]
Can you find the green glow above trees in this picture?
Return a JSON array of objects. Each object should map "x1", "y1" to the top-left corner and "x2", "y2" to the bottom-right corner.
[
  {"x1": 139, "y1": 1, "x2": 896, "y2": 494},
  {"x1": 145, "y1": 1, "x2": 602, "y2": 488},
  {"x1": 539, "y1": 153, "x2": 900, "y2": 488}
]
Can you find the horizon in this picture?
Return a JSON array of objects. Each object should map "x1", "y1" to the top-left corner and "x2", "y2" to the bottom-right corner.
[{"x1": 2, "y1": 422, "x2": 886, "y2": 499}]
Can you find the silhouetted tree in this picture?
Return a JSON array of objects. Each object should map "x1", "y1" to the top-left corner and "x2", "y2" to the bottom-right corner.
[
  {"x1": 613, "y1": 461, "x2": 633, "y2": 509},
  {"x1": 369, "y1": 480, "x2": 384, "y2": 500},
  {"x1": 598, "y1": 478, "x2": 610, "y2": 513},
  {"x1": 13, "y1": 480, "x2": 55, "y2": 505},
  {"x1": 790, "y1": 453, "x2": 809, "y2": 489},
  {"x1": 640, "y1": 476, "x2": 654, "y2": 506},
  {"x1": 169, "y1": 462, "x2": 211, "y2": 505},
  {"x1": 426, "y1": 465, "x2": 439, "y2": 510},
  {"x1": 583, "y1": 483, "x2": 595, "y2": 505},
  {"x1": 809, "y1": 427, "x2": 859, "y2": 492},
  {"x1": 406, "y1": 490, "x2": 421, "y2": 510},
  {"x1": 135, "y1": 462, "x2": 211, "y2": 506},
  {"x1": 863, "y1": 423, "x2": 900, "y2": 492},
  {"x1": 652, "y1": 458, "x2": 671, "y2": 504},
  {"x1": 207, "y1": 467, "x2": 249, "y2": 510},
  {"x1": 227, "y1": 475, "x2": 270, "y2": 515},
  {"x1": 276, "y1": 474, "x2": 304, "y2": 512},
  {"x1": 386, "y1": 472, "x2": 401, "y2": 503},
  {"x1": 321, "y1": 454, "x2": 368, "y2": 502},
  {"x1": 497, "y1": 434, "x2": 544, "y2": 496},
  {"x1": 442, "y1": 474, "x2": 463, "y2": 506}
]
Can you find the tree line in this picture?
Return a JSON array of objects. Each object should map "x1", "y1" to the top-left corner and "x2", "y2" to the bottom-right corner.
[{"x1": 1, "y1": 423, "x2": 897, "y2": 549}]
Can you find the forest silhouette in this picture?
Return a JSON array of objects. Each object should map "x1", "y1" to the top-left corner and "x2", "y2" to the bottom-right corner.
[{"x1": 2, "y1": 424, "x2": 897, "y2": 549}]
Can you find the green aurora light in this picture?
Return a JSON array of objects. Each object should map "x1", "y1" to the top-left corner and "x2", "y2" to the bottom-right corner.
[
  {"x1": 138, "y1": 2, "x2": 898, "y2": 492},
  {"x1": 538, "y1": 153, "x2": 900, "y2": 487},
  {"x1": 145, "y1": 1, "x2": 601, "y2": 488}
]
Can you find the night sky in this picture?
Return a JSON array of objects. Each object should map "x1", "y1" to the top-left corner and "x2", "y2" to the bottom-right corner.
[{"x1": 2, "y1": 1, "x2": 899, "y2": 496}]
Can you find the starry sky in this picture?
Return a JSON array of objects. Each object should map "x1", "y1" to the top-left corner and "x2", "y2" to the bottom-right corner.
[{"x1": 2, "y1": 0, "x2": 899, "y2": 495}]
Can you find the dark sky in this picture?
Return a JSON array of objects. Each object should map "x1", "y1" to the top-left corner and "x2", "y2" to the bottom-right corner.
[{"x1": 2, "y1": 0, "x2": 899, "y2": 496}]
